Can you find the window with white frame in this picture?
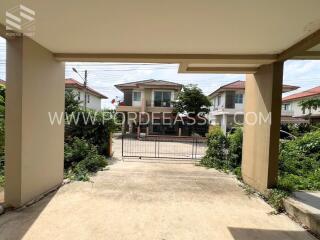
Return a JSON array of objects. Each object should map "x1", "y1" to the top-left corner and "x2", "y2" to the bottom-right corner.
[
  {"x1": 133, "y1": 91, "x2": 141, "y2": 102},
  {"x1": 154, "y1": 91, "x2": 172, "y2": 107},
  {"x1": 235, "y1": 93, "x2": 243, "y2": 104},
  {"x1": 217, "y1": 95, "x2": 221, "y2": 106},
  {"x1": 282, "y1": 103, "x2": 290, "y2": 111}
]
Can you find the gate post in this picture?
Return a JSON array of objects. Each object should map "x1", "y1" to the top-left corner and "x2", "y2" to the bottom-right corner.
[{"x1": 121, "y1": 133, "x2": 124, "y2": 157}]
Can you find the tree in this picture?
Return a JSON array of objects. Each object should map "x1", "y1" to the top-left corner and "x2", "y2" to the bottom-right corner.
[
  {"x1": 65, "y1": 89, "x2": 82, "y2": 114},
  {"x1": 173, "y1": 85, "x2": 211, "y2": 116},
  {"x1": 299, "y1": 98, "x2": 320, "y2": 121}
]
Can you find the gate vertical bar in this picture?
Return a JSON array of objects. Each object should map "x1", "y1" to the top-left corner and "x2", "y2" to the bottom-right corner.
[
  {"x1": 192, "y1": 138, "x2": 194, "y2": 159},
  {"x1": 122, "y1": 133, "x2": 124, "y2": 157},
  {"x1": 154, "y1": 138, "x2": 157, "y2": 158},
  {"x1": 195, "y1": 138, "x2": 198, "y2": 159}
]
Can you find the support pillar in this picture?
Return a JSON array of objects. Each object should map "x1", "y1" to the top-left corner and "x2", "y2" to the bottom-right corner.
[
  {"x1": 221, "y1": 114, "x2": 227, "y2": 135},
  {"x1": 5, "y1": 36, "x2": 65, "y2": 207},
  {"x1": 241, "y1": 62, "x2": 283, "y2": 193}
]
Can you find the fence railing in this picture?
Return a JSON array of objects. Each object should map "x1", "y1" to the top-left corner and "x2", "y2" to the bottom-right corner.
[{"x1": 122, "y1": 134, "x2": 207, "y2": 160}]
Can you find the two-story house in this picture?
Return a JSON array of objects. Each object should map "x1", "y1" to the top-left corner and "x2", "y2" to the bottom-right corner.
[
  {"x1": 65, "y1": 78, "x2": 108, "y2": 111},
  {"x1": 115, "y1": 79, "x2": 183, "y2": 135},
  {"x1": 0, "y1": 78, "x2": 108, "y2": 111},
  {"x1": 282, "y1": 86, "x2": 320, "y2": 123},
  {"x1": 208, "y1": 80, "x2": 299, "y2": 134}
]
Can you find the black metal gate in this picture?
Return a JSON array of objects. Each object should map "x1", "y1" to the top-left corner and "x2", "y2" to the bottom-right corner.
[{"x1": 122, "y1": 134, "x2": 207, "y2": 159}]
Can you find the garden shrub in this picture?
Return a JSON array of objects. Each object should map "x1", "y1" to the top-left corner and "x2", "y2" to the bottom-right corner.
[
  {"x1": 0, "y1": 160, "x2": 4, "y2": 189},
  {"x1": 201, "y1": 126, "x2": 227, "y2": 169},
  {"x1": 64, "y1": 137, "x2": 107, "y2": 181},
  {"x1": 278, "y1": 129, "x2": 320, "y2": 191},
  {"x1": 63, "y1": 89, "x2": 117, "y2": 182},
  {"x1": 65, "y1": 110, "x2": 117, "y2": 156},
  {"x1": 64, "y1": 137, "x2": 96, "y2": 169},
  {"x1": 227, "y1": 127, "x2": 243, "y2": 169},
  {"x1": 79, "y1": 153, "x2": 108, "y2": 173},
  {"x1": 281, "y1": 123, "x2": 311, "y2": 137}
]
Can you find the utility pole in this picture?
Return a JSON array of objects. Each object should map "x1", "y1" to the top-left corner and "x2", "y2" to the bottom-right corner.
[
  {"x1": 72, "y1": 67, "x2": 88, "y2": 110},
  {"x1": 84, "y1": 70, "x2": 88, "y2": 110}
]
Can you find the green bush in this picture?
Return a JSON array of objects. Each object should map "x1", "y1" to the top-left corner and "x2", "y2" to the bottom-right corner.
[
  {"x1": 227, "y1": 127, "x2": 243, "y2": 169},
  {"x1": 64, "y1": 137, "x2": 107, "y2": 181},
  {"x1": 67, "y1": 164, "x2": 90, "y2": 181},
  {"x1": 201, "y1": 126, "x2": 227, "y2": 169},
  {"x1": 65, "y1": 137, "x2": 94, "y2": 168},
  {"x1": 79, "y1": 153, "x2": 107, "y2": 173},
  {"x1": 0, "y1": 160, "x2": 4, "y2": 189},
  {"x1": 65, "y1": 110, "x2": 117, "y2": 156},
  {"x1": 279, "y1": 130, "x2": 320, "y2": 191}
]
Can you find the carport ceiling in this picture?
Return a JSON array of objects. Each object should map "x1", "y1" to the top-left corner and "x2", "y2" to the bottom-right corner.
[{"x1": 1, "y1": 0, "x2": 320, "y2": 73}]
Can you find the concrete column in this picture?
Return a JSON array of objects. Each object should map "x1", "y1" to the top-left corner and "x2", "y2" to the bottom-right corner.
[
  {"x1": 241, "y1": 62, "x2": 283, "y2": 193},
  {"x1": 141, "y1": 89, "x2": 146, "y2": 112},
  {"x1": 5, "y1": 36, "x2": 65, "y2": 207},
  {"x1": 221, "y1": 114, "x2": 227, "y2": 134}
]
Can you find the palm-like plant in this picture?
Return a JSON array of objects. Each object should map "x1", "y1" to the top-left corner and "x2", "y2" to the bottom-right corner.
[{"x1": 299, "y1": 98, "x2": 320, "y2": 121}]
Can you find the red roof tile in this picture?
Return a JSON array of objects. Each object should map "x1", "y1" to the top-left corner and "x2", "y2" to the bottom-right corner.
[
  {"x1": 0, "y1": 79, "x2": 108, "y2": 99},
  {"x1": 209, "y1": 80, "x2": 299, "y2": 97},
  {"x1": 115, "y1": 79, "x2": 183, "y2": 91},
  {"x1": 282, "y1": 86, "x2": 320, "y2": 102},
  {"x1": 65, "y1": 78, "x2": 108, "y2": 99}
]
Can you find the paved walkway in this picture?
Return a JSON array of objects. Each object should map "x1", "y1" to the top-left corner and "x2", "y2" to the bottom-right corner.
[{"x1": 0, "y1": 159, "x2": 316, "y2": 240}]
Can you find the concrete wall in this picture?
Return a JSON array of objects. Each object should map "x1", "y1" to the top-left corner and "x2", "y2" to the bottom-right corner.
[
  {"x1": 241, "y1": 62, "x2": 283, "y2": 193},
  {"x1": 5, "y1": 36, "x2": 65, "y2": 207}
]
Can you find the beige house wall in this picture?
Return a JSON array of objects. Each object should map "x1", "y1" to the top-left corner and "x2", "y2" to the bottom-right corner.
[
  {"x1": 5, "y1": 36, "x2": 65, "y2": 207},
  {"x1": 144, "y1": 89, "x2": 152, "y2": 106},
  {"x1": 286, "y1": 97, "x2": 320, "y2": 117},
  {"x1": 241, "y1": 62, "x2": 283, "y2": 193}
]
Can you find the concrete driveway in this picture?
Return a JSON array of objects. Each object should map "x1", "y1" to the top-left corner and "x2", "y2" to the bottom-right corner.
[{"x1": 0, "y1": 159, "x2": 316, "y2": 240}]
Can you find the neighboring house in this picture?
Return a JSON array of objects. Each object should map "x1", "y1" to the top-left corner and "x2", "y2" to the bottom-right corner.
[
  {"x1": 0, "y1": 79, "x2": 108, "y2": 111},
  {"x1": 282, "y1": 86, "x2": 320, "y2": 123},
  {"x1": 115, "y1": 79, "x2": 183, "y2": 135},
  {"x1": 65, "y1": 78, "x2": 108, "y2": 111},
  {"x1": 208, "y1": 80, "x2": 299, "y2": 134}
]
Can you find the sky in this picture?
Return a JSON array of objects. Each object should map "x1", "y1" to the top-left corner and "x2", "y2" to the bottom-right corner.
[{"x1": 0, "y1": 37, "x2": 320, "y2": 109}]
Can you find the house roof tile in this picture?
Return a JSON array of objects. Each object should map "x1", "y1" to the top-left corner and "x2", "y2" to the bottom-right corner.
[
  {"x1": 282, "y1": 86, "x2": 320, "y2": 102},
  {"x1": 65, "y1": 78, "x2": 108, "y2": 99},
  {"x1": 208, "y1": 80, "x2": 299, "y2": 97},
  {"x1": 115, "y1": 79, "x2": 183, "y2": 91}
]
